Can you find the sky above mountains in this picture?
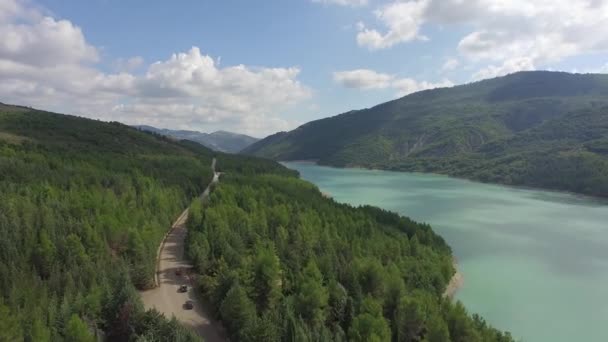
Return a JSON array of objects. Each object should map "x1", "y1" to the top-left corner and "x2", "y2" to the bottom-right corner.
[{"x1": 1, "y1": 0, "x2": 607, "y2": 136}]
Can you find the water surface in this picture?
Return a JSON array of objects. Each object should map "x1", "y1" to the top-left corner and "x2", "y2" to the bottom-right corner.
[{"x1": 284, "y1": 162, "x2": 608, "y2": 342}]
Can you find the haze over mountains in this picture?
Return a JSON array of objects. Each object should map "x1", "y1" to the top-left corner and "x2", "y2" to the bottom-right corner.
[
  {"x1": 244, "y1": 71, "x2": 608, "y2": 198},
  {"x1": 134, "y1": 125, "x2": 258, "y2": 153}
]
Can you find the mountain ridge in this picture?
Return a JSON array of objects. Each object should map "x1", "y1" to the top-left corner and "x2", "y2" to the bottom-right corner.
[
  {"x1": 135, "y1": 125, "x2": 259, "y2": 153},
  {"x1": 244, "y1": 71, "x2": 608, "y2": 198}
]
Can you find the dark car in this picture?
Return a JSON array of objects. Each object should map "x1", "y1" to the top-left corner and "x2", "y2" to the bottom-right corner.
[
  {"x1": 175, "y1": 268, "x2": 182, "y2": 276},
  {"x1": 184, "y1": 300, "x2": 194, "y2": 310},
  {"x1": 179, "y1": 285, "x2": 188, "y2": 293}
]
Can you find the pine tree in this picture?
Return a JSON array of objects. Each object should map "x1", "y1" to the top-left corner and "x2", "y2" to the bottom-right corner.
[
  {"x1": 295, "y1": 261, "x2": 328, "y2": 324},
  {"x1": 64, "y1": 314, "x2": 95, "y2": 342},
  {"x1": 220, "y1": 284, "x2": 257, "y2": 341}
]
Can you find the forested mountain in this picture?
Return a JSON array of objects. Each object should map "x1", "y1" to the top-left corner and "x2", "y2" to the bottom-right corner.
[
  {"x1": 244, "y1": 71, "x2": 608, "y2": 198},
  {"x1": 0, "y1": 103, "x2": 511, "y2": 341},
  {"x1": 134, "y1": 125, "x2": 259, "y2": 153}
]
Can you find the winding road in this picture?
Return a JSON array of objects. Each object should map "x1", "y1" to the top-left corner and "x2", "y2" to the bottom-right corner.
[{"x1": 140, "y1": 158, "x2": 225, "y2": 341}]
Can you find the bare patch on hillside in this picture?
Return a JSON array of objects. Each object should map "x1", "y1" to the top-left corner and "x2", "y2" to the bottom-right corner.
[{"x1": 0, "y1": 132, "x2": 31, "y2": 144}]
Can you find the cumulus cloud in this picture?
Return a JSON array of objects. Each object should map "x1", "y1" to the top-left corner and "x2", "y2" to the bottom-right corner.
[
  {"x1": 333, "y1": 68, "x2": 453, "y2": 96},
  {"x1": 0, "y1": 1, "x2": 311, "y2": 136},
  {"x1": 129, "y1": 50, "x2": 311, "y2": 134},
  {"x1": 356, "y1": 0, "x2": 428, "y2": 50},
  {"x1": 0, "y1": 14, "x2": 98, "y2": 67},
  {"x1": 312, "y1": 0, "x2": 368, "y2": 7},
  {"x1": 138, "y1": 48, "x2": 308, "y2": 104},
  {"x1": 451, "y1": 1, "x2": 608, "y2": 64},
  {"x1": 356, "y1": 0, "x2": 608, "y2": 78}
]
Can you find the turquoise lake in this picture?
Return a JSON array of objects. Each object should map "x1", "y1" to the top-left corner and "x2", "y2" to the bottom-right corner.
[{"x1": 283, "y1": 162, "x2": 608, "y2": 342}]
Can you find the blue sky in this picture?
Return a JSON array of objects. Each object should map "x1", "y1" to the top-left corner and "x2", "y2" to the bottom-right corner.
[{"x1": 1, "y1": 0, "x2": 607, "y2": 136}]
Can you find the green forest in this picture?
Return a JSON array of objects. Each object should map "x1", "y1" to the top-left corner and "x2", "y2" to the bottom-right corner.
[
  {"x1": 0, "y1": 105, "x2": 216, "y2": 341},
  {"x1": 1, "y1": 104, "x2": 512, "y2": 341},
  {"x1": 185, "y1": 160, "x2": 514, "y2": 341}
]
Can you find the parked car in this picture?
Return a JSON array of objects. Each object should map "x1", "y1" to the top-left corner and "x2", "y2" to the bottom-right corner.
[
  {"x1": 175, "y1": 268, "x2": 182, "y2": 276},
  {"x1": 179, "y1": 285, "x2": 188, "y2": 293},
  {"x1": 184, "y1": 300, "x2": 194, "y2": 310}
]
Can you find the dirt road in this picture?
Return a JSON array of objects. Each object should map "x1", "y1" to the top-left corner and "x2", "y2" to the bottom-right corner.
[{"x1": 140, "y1": 158, "x2": 225, "y2": 341}]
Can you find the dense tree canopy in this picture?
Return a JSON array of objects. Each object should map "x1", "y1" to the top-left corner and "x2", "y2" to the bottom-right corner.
[
  {"x1": 186, "y1": 171, "x2": 514, "y2": 341},
  {"x1": 0, "y1": 106, "x2": 213, "y2": 341},
  {"x1": 1, "y1": 104, "x2": 513, "y2": 341}
]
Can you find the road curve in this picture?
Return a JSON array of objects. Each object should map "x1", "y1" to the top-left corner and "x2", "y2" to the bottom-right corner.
[{"x1": 140, "y1": 158, "x2": 225, "y2": 341}]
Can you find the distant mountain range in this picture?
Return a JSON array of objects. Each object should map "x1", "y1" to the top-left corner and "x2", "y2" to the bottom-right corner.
[
  {"x1": 134, "y1": 125, "x2": 258, "y2": 153},
  {"x1": 244, "y1": 71, "x2": 608, "y2": 198}
]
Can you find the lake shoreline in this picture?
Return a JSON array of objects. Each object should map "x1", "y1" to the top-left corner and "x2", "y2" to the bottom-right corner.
[
  {"x1": 284, "y1": 161, "x2": 467, "y2": 299},
  {"x1": 283, "y1": 161, "x2": 608, "y2": 341},
  {"x1": 444, "y1": 259, "x2": 464, "y2": 299},
  {"x1": 281, "y1": 160, "x2": 608, "y2": 204}
]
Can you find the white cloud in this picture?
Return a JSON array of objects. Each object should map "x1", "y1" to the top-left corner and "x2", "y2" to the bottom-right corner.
[
  {"x1": 0, "y1": 0, "x2": 21, "y2": 22},
  {"x1": 0, "y1": 15, "x2": 98, "y2": 67},
  {"x1": 130, "y1": 51, "x2": 312, "y2": 135},
  {"x1": 357, "y1": 0, "x2": 429, "y2": 50},
  {"x1": 312, "y1": 0, "x2": 368, "y2": 7},
  {"x1": 0, "y1": 1, "x2": 311, "y2": 136},
  {"x1": 472, "y1": 57, "x2": 535, "y2": 81},
  {"x1": 333, "y1": 69, "x2": 393, "y2": 89},
  {"x1": 441, "y1": 58, "x2": 459, "y2": 72},
  {"x1": 0, "y1": 0, "x2": 41, "y2": 23},
  {"x1": 356, "y1": 0, "x2": 608, "y2": 78},
  {"x1": 333, "y1": 68, "x2": 453, "y2": 96},
  {"x1": 392, "y1": 77, "x2": 453, "y2": 96}
]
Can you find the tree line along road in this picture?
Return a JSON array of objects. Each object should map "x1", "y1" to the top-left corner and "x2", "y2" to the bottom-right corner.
[{"x1": 140, "y1": 158, "x2": 225, "y2": 342}]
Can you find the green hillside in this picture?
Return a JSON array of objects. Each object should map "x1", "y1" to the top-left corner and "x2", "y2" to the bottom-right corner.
[
  {"x1": 0, "y1": 104, "x2": 218, "y2": 341},
  {"x1": 243, "y1": 71, "x2": 608, "y2": 197},
  {"x1": 0, "y1": 104, "x2": 513, "y2": 341},
  {"x1": 0, "y1": 104, "x2": 293, "y2": 341}
]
